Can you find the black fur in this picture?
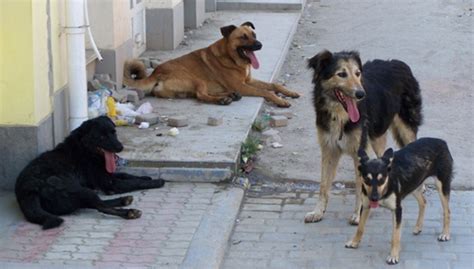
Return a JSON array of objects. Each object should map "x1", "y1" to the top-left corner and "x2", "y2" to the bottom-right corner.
[
  {"x1": 15, "y1": 116, "x2": 165, "y2": 229},
  {"x1": 359, "y1": 138, "x2": 453, "y2": 200},
  {"x1": 355, "y1": 138, "x2": 453, "y2": 264},
  {"x1": 309, "y1": 50, "x2": 423, "y2": 149}
]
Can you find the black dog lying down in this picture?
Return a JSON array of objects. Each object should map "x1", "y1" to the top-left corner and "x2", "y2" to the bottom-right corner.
[
  {"x1": 15, "y1": 116, "x2": 165, "y2": 229},
  {"x1": 345, "y1": 138, "x2": 453, "y2": 264}
]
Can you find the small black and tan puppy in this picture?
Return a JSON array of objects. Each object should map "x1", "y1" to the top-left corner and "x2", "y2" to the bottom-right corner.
[
  {"x1": 345, "y1": 138, "x2": 453, "y2": 264},
  {"x1": 15, "y1": 116, "x2": 165, "y2": 229}
]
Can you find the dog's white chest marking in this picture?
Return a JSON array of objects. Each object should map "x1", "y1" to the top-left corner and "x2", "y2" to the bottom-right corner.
[
  {"x1": 379, "y1": 193, "x2": 397, "y2": 210},
  {"x1": 319, "y1": 110, "x2": 361, "y2": 154}
]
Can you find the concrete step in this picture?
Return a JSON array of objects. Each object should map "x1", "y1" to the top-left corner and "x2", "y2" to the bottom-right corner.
[
  {"x1": 217, "y1": 0, "x2": 304, "y2": 11},
  {"x1": 117, "y1": 11, "x2": 301, "y2": 182}
]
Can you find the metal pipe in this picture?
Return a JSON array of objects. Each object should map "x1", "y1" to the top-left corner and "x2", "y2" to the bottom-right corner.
[
  {"x1": 84, "y1": 0, "x2": 103, "y2": 61},
  {"x1": 65, "y1": 0, "x2": 88, "y2": 130}
]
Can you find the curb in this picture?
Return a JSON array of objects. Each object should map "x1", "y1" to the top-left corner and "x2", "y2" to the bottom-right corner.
[
  {"x1": 181, "y1": 187, "x2": 245, "y2": 269},
  {"x1": 118, "y1": 166, "x2": 234, "y2": 182},
  {"x1": 216, "y1": 1, "x2": 304, "y2": 11},
  {"x1": 269, "y1": 9, "x2": 302, "y2": 83}
]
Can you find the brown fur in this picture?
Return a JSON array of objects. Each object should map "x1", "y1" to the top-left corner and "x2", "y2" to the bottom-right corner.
[{"x1": 123, "y1": 22, "x2": 299, "y2": 107}]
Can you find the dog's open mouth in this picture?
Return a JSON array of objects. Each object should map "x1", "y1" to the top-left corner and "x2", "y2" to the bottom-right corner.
[
  {"x1": 237, "y1": 47, "x2": 260, "y2": 69},
  {"x1": 369, "y1": 200, "x2": 379, "y2": 208},
  {"x1": 100, "y1": 149, "x2": 119, "y2": 173},
  {"x1": 334, "y1": 89, "x2": 360, "y2": 123}
]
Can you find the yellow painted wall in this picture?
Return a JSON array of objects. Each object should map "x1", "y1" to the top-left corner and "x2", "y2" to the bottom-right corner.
[
  {"x1": 32, "y1": 0, "x2": 51, "y2": 123},
  {"x1": 0, "y1": 0, "x2": 66, "y2": 126},
  {"x1": 0, "y1": 0, "x2": 35, "y2": 125},
  {"x1": 51, "y1": 0, "x2": 68, "y2": 92}
]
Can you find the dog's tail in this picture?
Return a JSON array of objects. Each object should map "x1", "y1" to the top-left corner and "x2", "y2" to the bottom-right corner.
[
  {"x1": 393, "y1": 60, "x2": 423, "y2": 134},
  {"x1": 17, "y1": 194, "x2": 64, "y2": 230},
  {"x1": 123, "y1": 59, "x2": 158, "y2": 94}
]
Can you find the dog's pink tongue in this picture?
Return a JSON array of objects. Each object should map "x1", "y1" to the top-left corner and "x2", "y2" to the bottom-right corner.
[
  {"x1": 247, "y1": 50, "x2": 260, "y2": 69},
  {"x1": 104, "y1": 151, "x2": 117, "y2": 173},
  {"x1": 369, "y1": 201, "x2": 379, "y2": 208},
  {"x1": 345, "y1": 98, "x2": 360, "y2": 123}
]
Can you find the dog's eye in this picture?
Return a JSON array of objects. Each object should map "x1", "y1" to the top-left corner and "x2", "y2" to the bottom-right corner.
[
  {"x1": 241, "y1": 34, "x2": 249, "y2": 40},
  {"x1": 355, "y1": 71, "x2": 361, "y2": 77},
  {"x1": 337, "y1": 72, "x2": 347, "y2": 78}
]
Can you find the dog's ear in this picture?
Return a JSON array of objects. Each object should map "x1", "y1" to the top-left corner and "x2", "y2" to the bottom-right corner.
[
  {"x1": 382, "y1": 148, "x2": 394, "y2": 167},
  {"x1": 220, "y1": 25, "x2": 237, "y2": 38},
  {"x1": 99, "y1": 115, "x2": 116, "y2": 127},
  {"x1": 307, "y1": 50, "x2": 333, "y2": 78},
  {"x1": 241, "y1": 21, "x2": 255, "y2": 29},
  {"x1": 70, "y1": 119, "x2": 94, "y2": 138},
  {"x1": 349, "y1": 51, "x2": 363, "y2": 71},
  {"x1": 358, "y1": 148, "x2": 369, "y2": 165}
]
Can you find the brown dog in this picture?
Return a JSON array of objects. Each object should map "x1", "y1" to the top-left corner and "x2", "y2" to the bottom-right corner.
[{"x1": 123, "y1": 22, "x2": 299, "y2": 107}]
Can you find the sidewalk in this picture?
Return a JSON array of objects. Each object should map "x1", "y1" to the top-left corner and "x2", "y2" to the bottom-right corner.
[
  {"x1": 0, "y1": 9, "x2": 301, "y2": 269},
  {"x1": 223, "y1": 186, "x2": 474, "y2": 269},
  {"x1": 0, "y1": 184, "x2": 242, "y2": 269},
  {"x1": 117, "y1": 10, "x2": 301, "y2": 183}
]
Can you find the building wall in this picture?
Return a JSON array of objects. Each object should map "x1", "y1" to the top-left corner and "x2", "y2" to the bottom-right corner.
[
  {"x1": 145, "y1": 0, "x2": 182, "y2": 9},
  {"x1": 51, "y1": 0, "x2": 68, "y2": 92},
  {"x1": 0, "y1": 0, "x2": 68, "y2": 190},
  {"x1": 0, "y1": 0, "x2": 36, "y2": 125},
  {"x1": 113, "y1": 1, "x2": 133, "y2": 49},
  {"x1": 32, "y1": 0, "x2": 52, "y2": 124}
]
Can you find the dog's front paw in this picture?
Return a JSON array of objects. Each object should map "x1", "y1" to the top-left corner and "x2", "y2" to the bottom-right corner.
[
  {"x1": 126, "y1": 209, "x2": 142, "y2": 219},
  {"x1": 349, "y1": 213, "x2": 360, "y2": 226},
  {"x1": 438, "y1": 233, "x2": 450, "y2": 241},
  {"x1": 229, "y1": 92, "x2": 242, "y2": 101},
  {"x1": 386, "y1": 254, "x2": 399, "y2": 265},
  {"x1": 345, "y1": 240, "x2": 359, "y2": 249},
  {"x1": 152, "y1": 178, "x2": 165, "y2": 188},
  {"x1": 413, "y1": 227, "x2": 422, "y2": 235},
  {"x1": 122, "y1": 196, "x2": 133, "y2": 206},
  {"x1": 218, "y1": 97, "x2": 233, "y2": 105},
  {"x1": 288, "y1": 91, "x2": 300, "y2": 99},
  {"x1": 140, "y1": 176, "x2": 152, "y2": 181},
  {"x1": 276, "y1": 99, "x2": 291, "y2": 108},
  {"x1": 304, "y1": 211, "x2": 324, "y2": 223}
]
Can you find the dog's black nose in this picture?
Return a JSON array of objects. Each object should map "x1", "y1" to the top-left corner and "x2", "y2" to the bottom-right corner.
[
  {"x1": 254, "y1": 41, "x2": 262, "y2": 50},
  {"x1": 355, "y1": 90, "x2": 366, "y2": 100}
]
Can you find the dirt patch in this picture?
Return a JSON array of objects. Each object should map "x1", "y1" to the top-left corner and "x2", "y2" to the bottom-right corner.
[{"x1": 251, "y1": 0, "x2": 473, "y2": 189}]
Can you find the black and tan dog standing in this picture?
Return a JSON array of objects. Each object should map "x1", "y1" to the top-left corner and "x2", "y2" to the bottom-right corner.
[
  {"x1": 304, "y1": 50, "x2": 423, "y2": 225},
  {"x1": 345, "y1": 138, "x2": 453, "y2": 264},
  {"x1": 123, "y1": 22, "x2": 299, "y2": 107}
]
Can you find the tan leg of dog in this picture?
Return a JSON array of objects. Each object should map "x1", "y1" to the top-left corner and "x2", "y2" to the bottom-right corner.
[
  {"x1": 412, "y1": 186, "x2": 426, "y2": 235},
  {"x1": 233, "y1": 83, "x2": 291, "y2": 107},
  {"x1": 247, "y1": 79, "x2": 300, "y2": 98},
  {"x1": 350, "y1": 156, "x2": 362, "y2": 225},
  {"x1": 345, "y1": 197, "x2": 370, "y2": 248},
  {"x1": 387, "y1": 209, "x2": 402, "y2": 264},
  {"x1": 305, "y1": 142, "x2": 341, "y2": 223},
  {"x1": 435, "y1": 180, "x2": 451, "y2": 241}
]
